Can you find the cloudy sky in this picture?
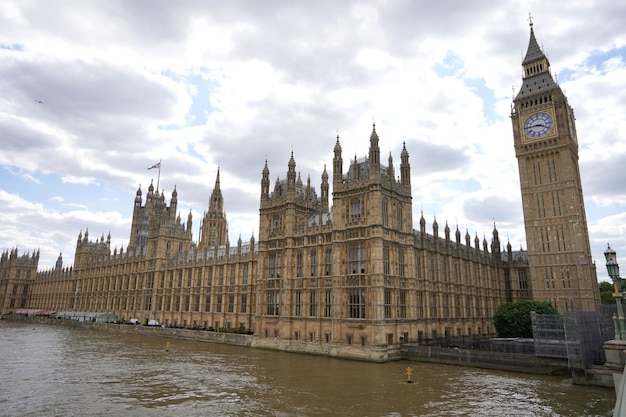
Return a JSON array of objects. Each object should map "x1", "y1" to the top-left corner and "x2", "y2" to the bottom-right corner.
[{"x1": 1, "y1": 1, "x2": 626, "y2": 282}]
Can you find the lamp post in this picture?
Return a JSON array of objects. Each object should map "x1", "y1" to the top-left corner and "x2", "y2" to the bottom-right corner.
[{"x1": 605, "y1": 243, "x2": 626, "y2": 340}]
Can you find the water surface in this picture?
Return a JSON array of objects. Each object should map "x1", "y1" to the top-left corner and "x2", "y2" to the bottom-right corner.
[{"x1": 0, "y1": 321, "x2": 615, "y2": 416}]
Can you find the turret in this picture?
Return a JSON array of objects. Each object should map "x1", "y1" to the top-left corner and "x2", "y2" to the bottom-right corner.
[
  {"x1": 135, "y1": 185, "x2": 142, "y2": 207},
  {"x1": 333, "y1": 135, "x2": 343, "y2": 185},
  {"x1": 369, "y1": 123, "x2": 380, "y2": 166},
  {"x1": 147, "y1": 181, "x2": 154, "y2": 202},
  {"x1": 321, "y1": 165, "x2": 329, "y2": 212},
  {"x1": 400, "y1": 142, "x2": 411, "y2": 187},
  {"x1": 287, "y1": 151, "x2": 296, "y2": 195},
  {"x1": 491, "y1": 223, "x2": 501, "y2": 256},
  {"x1": 170, "y1": 186, "x2": 178, "y2": 214},
  {"x1": 368, "y1": 124, "x2": 380, "y2": 180},
  {"x1": 261, "y1": 160, "x2": 270, "y2": 201},
  {"x1": 387, "y1": 152, "x2": 394, "y2": 180}
]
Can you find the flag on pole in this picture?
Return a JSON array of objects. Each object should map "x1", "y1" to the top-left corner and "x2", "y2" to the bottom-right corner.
[{"x1": 148, "y1": 162, "x2": 161, "y2": 170}]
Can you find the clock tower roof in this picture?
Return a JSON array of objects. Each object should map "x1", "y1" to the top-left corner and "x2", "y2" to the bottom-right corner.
[
  {"x1": 514, "y1": 19, "x2": 559, "y2": 102},
  {"x1": 522, "y1": 21, "x2": 548, "y2": 67}
]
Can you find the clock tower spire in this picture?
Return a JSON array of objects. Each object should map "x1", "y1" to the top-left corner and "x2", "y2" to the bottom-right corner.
[{"x1": 511, "y1": 19, "x2": 599, "y2": 313}]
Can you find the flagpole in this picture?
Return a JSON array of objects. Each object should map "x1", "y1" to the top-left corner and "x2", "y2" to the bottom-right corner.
[{"x1": 156, "y1": 159, "x2": 161, "y2": 192}]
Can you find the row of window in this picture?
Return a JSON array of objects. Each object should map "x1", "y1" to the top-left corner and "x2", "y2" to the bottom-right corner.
[
  {"x1": 78, "y1": 293, "x2": 250, "y2": 315},
  {"x1": 266, "y1": 246, "x2": 502, "y2": 287},
  {"x1": 267, "y1": 288, "x2": 364, "y2": 318},
  {"x1": 269, "y1": 246, "x2": 364, "y2": 278},
  {"x1": 265, "y1": 288, "x2": 498, "y2": 320},
  {"x1": 3, "y1": 269, "x2": 33, "y2": 280},
  {"x1": 79, "y1": 264, "x2": 253, "y2": 293},
  {"x1": 519, "y1": 93, "x2": 553, "y2": 109}
]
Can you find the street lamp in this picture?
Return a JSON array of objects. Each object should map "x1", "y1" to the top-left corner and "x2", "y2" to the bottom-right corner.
[{"x1": 605, "y1": 243, "x2": 626, "y2": 340}]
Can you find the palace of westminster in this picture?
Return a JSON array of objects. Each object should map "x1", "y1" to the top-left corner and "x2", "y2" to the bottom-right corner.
[{"x1": 0, "y1": 23, "x2": 601, "y2": 359}]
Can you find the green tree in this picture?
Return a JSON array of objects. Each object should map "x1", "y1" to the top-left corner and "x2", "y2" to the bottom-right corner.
[
  {"x1": 600, "y1": 281, "x2": 615, "y2": 304},
  {"x1": 493, "y1": 300, "x2": 558, "y2": 338}
]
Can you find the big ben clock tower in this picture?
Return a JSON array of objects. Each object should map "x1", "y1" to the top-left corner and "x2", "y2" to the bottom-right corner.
[{"x1": 511, "y1": 18, "x2": 599, "y2": 312}]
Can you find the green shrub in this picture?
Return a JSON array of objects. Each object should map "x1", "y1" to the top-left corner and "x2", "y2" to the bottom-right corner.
[{"x1": 493, "y1": 300, "x2": 558, "y2": 338}]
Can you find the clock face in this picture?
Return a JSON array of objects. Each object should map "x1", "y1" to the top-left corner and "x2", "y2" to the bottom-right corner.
[
  {"x1": 523, "y1": 112, "x2": 553, "y2": 138},
  {"x1": 569, "y1": 112, "x2": 577, "y2": 142}
]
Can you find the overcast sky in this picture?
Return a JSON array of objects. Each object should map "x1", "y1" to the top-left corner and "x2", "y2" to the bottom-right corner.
[{"x1": 1, "y1": 1, "x2": 625, "y2": 282}]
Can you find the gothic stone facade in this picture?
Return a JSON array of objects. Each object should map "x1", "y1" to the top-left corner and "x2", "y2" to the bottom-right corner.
[
  {"x1": 0, "y1": 24, "x2": 599, "y2": 360},
  {"x1": 0, "y1": 127, "x2": 528, "y2": 361}
]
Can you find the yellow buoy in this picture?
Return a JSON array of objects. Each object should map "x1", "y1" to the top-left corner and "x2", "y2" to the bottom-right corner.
[{"x1": 405, "y1": 366, "x2": 413, "y2": 383}]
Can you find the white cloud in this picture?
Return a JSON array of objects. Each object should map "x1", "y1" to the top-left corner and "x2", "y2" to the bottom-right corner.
[{"x1": 0, "y1": 1, "x2": 624, "y2": 278}]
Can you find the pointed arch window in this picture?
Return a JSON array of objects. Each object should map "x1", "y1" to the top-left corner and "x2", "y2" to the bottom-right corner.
[
  {"x1": 272, "y1": 215, "x2": 282, "y2": 235},
  {"x1": 382, "y1": 199, "x2": 388, "y2": 227},
  {"x1": 350, "y1": 198, "x2": 362, "y2": 221}
]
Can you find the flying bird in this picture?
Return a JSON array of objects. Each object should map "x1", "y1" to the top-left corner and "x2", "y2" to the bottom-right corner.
[{"x1": 35, "y1": 99, "x2": 43, "y2": 104}]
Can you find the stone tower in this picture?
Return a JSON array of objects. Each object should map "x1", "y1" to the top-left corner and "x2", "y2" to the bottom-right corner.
[
  {"x1": 0, "y1": 248, "x2": 39, "y2": 314},
  {"x1": 511, "y1": 19, "x2": 599, "y2": 312},
  {"x1": 331, "y1": 125, "x2": 414, "y2": 333},
  {"x1": 199, "y1": 169, "x2": 228, "y2": 249},
  {"x1": 126, "y1": 181, "x2": 192, "y2": 260}
]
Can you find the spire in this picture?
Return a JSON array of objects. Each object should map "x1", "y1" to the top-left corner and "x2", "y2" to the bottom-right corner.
[
  {"x1": 387, "y1": 152, "x2": 394, "y2": 179},
  {"x1": 171, "y1": 185, "x2": 178, "y2": 205},
  {"x1": 515, "y1": 17, "x2": 557, "y2": 100},
  {"x1": 287, "y1": 151, "x2": 296, "y2": 193},
  {"x1": 321, "y1": 164, "x2": 329, "y2": 212},
  {"x1": 288, "y1": 151, "x2": 296, "y2": 171},
  {"x1": 333, "y1": 134, "x2": 343, "y2": 185},
  {"x1": 492, "y1": 221, "x2": 501, "y2": 254},
  {"x1": 522, "y1": 14, "x2": 547, "y2": 67},
  {"x1": 135, "y1": 184, "x2": 142, "y2": 205},
  {"x1": 369, "y1": 123, "x2": 380, "y2": 167},
  {"x1": 334, "y1": 134, "x2": 342, "y2": 155},
  {"x1": 209, "y1": 169, "x2": 223, "y2": 213},
  {"x1": 147, "y1": 180, "x2": 154, "y2": 202},
  {"x1": 261, "y1": 160, "x2": 270, "y2": 200},
  {"x1": 400, "y1": 141, "x2": 411, "y2": 187}
]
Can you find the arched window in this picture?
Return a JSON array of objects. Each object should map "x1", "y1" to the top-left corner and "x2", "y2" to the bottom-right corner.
[
  {"x1": 351, "y1": 198, "x2": 362, "y2": 221},
  {"x1": 382, "y1": 199, "x2": 388, "y2": 227},
  {"x1": 272, "y1": 215, "x2": 281, "y2": 234}
]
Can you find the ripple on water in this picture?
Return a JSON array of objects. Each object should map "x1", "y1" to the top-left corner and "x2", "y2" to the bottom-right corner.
[{"x1": 0, "y1": 321, "x2": 616, "y2": 417}]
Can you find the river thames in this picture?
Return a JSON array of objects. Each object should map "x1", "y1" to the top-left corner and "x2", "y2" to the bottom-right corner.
[{"x1": 0, "y1": 321, "x2": 615, "y2": 416}]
